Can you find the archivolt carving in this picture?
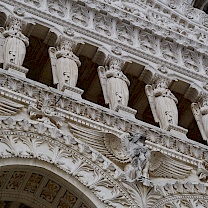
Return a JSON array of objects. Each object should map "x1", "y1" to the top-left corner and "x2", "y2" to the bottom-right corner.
[{"x1": 0, "y1": 117, "x2": 137, "y2": 208}]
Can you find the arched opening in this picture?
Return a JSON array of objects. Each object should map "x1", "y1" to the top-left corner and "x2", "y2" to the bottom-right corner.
[{"x1": 0, "y1": 163, "x2": 99, "y2": 208}]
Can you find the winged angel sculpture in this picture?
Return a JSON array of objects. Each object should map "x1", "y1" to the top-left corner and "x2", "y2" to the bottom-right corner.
[
  {"x1": 49, "y1": 38, "x2": 81, "y2": 91},
  {"x1": 0, "y1": 17, "x2": 29, "y2": 68},
  {"x1": 191, "y1": 96, "x2": 208, "y2": 143},
  {"x1": 98, "y1": 58, "x2": 130, "y2": 110},
  {"x1": 145, "y1": 78, "x2": 178, "y2": 130}
]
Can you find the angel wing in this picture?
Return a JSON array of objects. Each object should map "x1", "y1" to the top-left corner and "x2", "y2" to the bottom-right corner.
[
  {"x1": 0, "y1": 96, "x2": 24, "y2": 116},
  {"x1": 68, "y1": 122, "x2": 130, "y2": 162},
  {"x1": 0, "y1": 27, "x2": 5, "y2": 64},
  {"x1": 149, "y1": 151, "x2": 193, "y2": 179},
  {"x1": 97, "y1": 66, "x2": 109, "y2": 104},
  {"x1": 191, "y1": 103, "x2": 207, "y2": 142},
  {"x1": 49, "y1": 47, "x2": 58, "y2": 85},
  {"x1": 145, "y1": 85, "x2": 159, "y2": 123}
]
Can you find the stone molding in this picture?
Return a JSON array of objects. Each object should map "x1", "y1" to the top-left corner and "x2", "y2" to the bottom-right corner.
[
  {"x1": 0, "y1": 70, "x2": 207, "y2": 168},
  {"x1": 0, "y1": 117, "x2": 136, "y2": 208}
]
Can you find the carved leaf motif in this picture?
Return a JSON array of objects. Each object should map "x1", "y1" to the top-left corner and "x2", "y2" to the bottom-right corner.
[
  {"x1": 182, "y1": 48, "x2": 200, "y2": 72},
  {"x1": 122, "y1": 182, "x2": 143, "y2": 208},
  {"x1": 71, "y1": 5, "x2": 89, "y2": 27},
  {"x1": 48, "y1": 143, "x2": 70, "y2": 166},
  {"x1": 48, "y1": 0, "x2": 66, "y2": 17},
  {"x1": 24, "y1": 85, "x2": 39, "y2": 97},
  {"x1": 0, "y1": 135, "x2": 19, "y2": 156},
  {"x1": 8, "y1": 79, "x2": 23, "y2": 92},
  {"x1": 19, "y1": 136, "x2": 44, "y2": 157},
  {"x1": 140, "y1": 31, "x2": 156, "y2": 54},
  {"x1": 117, "y1": 22, "x2": 133, "y2": 45},
  {"x1": 95, "y1": 13, "x2": 111, "y2": 36}
]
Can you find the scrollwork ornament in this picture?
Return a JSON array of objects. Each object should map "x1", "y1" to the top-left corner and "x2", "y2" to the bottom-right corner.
[{"x1": 13, "y1": 6, "x2": 25, "y2": 16}]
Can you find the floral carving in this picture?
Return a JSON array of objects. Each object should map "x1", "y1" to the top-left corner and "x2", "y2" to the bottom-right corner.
[
  {"x1": 24, "y1": 173, "x2": 43, "y2": 193},
  {"x1": 58, "y1": 191, "x2": 77, "y2": 208},
  {"x1": 6, "y1": 171, "x2": 26, "y2": 190},
  {"x1": 40, "y1": 180, "x2": 61, "y2": 203},
  {"x1": 48, "y1": 0, "x2": 66, "y2": 17},
  {"x1": 71, "y1": 4, "x2": 89, "y2": 27}
]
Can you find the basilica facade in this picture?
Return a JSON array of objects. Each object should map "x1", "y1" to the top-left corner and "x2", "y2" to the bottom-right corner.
[{"x1": 0, "y1": 0, "x2": 207, "y2": 207}]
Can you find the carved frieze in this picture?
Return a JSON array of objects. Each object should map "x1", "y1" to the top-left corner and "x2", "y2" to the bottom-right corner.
[
  {"x1": 140, "y1": 31, "x2": 156, "y2": 54},
  {"x1": 116, "y1": 21, "x2": 134, "y2": 45},
  {"x1": 71, "y1": 4, "x2": 89, "y2": 27},
  {"x1": 94, "y1": 13, "x2": 112, "y2": 36},
  {"x1": 160, "y1": 39, "x2": 178, "y2": 63},
  {"x1": 48, "y1": 0, "x2": 66, "y2": 17},
  {"x1": 182, "y1": 48, "x2": 200, "y2": 72}
]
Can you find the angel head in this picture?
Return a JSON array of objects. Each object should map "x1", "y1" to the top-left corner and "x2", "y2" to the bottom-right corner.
[
  {"x1": 129, "y1": 133, "x2": 146, "y2": 145},
  {"x1": 8, "y1": 17, "x2": 22, "y2": 32},
  {"x1": 154, "y1": 77, "x2": 169, "y2": 89},
  {"x1": 108, "y1": 58, "x2": 123, "y2": 71},
  {"x1": 58, "y1": 38, "x2": 74, "y2": 52}
]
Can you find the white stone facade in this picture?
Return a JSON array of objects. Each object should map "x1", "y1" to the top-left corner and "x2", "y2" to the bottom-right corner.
[{"x1": 0, "y1": 0, "x2": 207, "y2": 207}]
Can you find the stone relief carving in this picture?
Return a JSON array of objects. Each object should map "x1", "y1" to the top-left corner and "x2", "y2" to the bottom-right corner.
[
  {"x1": 140, "y1": 31, "x2": 156, "y2": 54},
  {"x1": 116, "y1": 22, "x2": 134, "y2": 45},
  {"x1": 149, "y1": 151, "x2": 193, "y2": 179},
  {"x1": 48, "y1": 0, "x2": 66, "y2": 17},
  {"x1": 24, "y1": 0, "x2": 42, "y2": 7},
  {"x1": 182, "y1": 48, "x2": 200, "y2": 72},
  {"x1": 94, "y1": 13, "x2": 112, "y2": 36},
  {"x1": 145, "y1": 76, "x2": 178, "y2": 130},
  {"x1": 98, "y1": 57, "x2": 130, "y2": 111},
  {"x1": 71, "y1": 4, "x2": 89, "y2": 27},
  {"x1": 160, "y1": 39, "x2": 178, "y2": 63},
  {"x1": 0, "y1": 95, "x2": 24, "y2": 116},
  {"x1": 68, "y1": 122, "x2": 130, "y2": 162},
  {"x1": 191, "y1": 94, "x2": 208, "y2": 143},
  {"x1": 125, "y1": 133, "x2": 150, "y2": 183},
  {"x1": 28, "y1": 91, "x2": 64, "y2": 127},
  {"x1": 49, "y1": 36, "x2": 81, "y2": 90},
  {"x1": 0, "y1": 117, "x2": 135, "y2": 208},
  {"x1": 0, "y1": 16, "x2": 29, "y2": 68}
]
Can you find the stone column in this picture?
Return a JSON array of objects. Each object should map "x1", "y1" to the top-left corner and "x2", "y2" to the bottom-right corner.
[{"x1": 49, "y1": 36, "x2": 83, "y2": 99}]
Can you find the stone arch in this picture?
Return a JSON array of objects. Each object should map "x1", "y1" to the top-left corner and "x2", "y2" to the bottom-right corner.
[
  {"x1": 0, "y1": 161, "x2": 99, "y2": 208},
  {"x1": 0, "y1": 117, "x2": 136, "y2": 208}
]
